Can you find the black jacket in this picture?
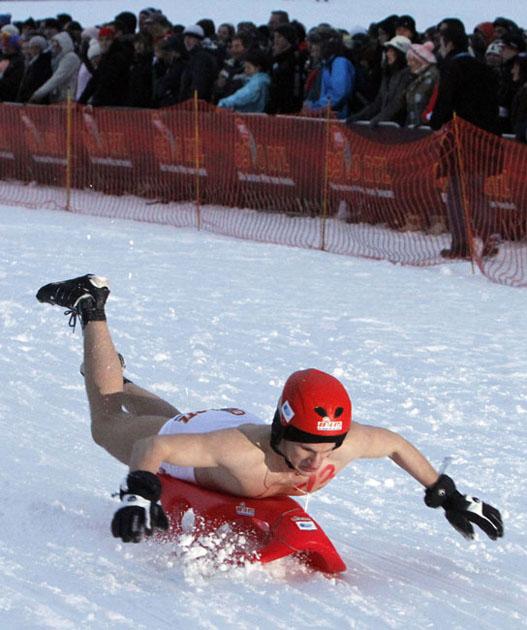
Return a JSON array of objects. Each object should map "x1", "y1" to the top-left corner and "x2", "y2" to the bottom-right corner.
[
  {"x1": 127, "y1": 51, "x2": 154, "y2": 108},
  {"x1": 178, "y1": 45, "x2": 217, "y2": 103},
  {"x1": 430, "y1": 50, "x2": 500, "y2": 134},
  {"x1": 511, "y1": 83, "x2": 527, "y2": 142},
  {"x1": 267, "y1": 47, "x2": 304, "y2": 115},
  {"x1": 154, "y1": 57, "x2": 187, "y2": 107},
  {"x1": 17, "y1": 51, "x2": 52, "y2": 103},
  {"x1": 0, "y1": 51, "x2": 26, "y2": 102},
  {"x1": 80, "y1": 38, "x2": 132, "y2": 107}
]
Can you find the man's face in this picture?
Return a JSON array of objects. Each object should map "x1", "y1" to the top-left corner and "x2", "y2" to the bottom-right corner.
[
  {"x1": 98, "y1": 36, "x2": 113, "y2": 54},
  {"x1": 377, "y1": 28, "x2": 389, "y2": 45},
  {"x1": 273, "y1": 31, "x2": 290, "y2": 55},
  {"x1": 268, "y1": 13, "x2": 282, "y2": 33},
  {"x1": 385, "y1": 46, "x2": 398, "y2": 65},
  {"x1": 229, "y1": 37, "x2": 246, "y2": 60},
  {"x1": 281, "y1": 441, "x2": 336, "y2": 476},
  {"x1": 485, "y1": 52, "x2": 502, "y2": 68},
  {"x1": 50, "y1": 39, "x2": 61, "y2": 57},
  {"x1": 184, "y1": 34, "x2": 200, "y2": 51},
  {"x1": 28, "y1": 43, "x2": 42, "y2": 60},
  {"x1": 396, "y1": 26, "x2": 413, "y2": 40},
  {"x1": 494, "y1": 26, "x2": 508, "y2": 40},
  {"x1": 217, "y1": 25, "x2": 231, "y2": 43},
  {"x1": 439, "y1": 35, "x2": 452, "y2": 58}
]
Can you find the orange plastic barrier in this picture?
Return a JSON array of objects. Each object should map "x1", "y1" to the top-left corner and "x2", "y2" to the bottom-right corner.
[{"x1": 0, "y1": 102, "x2": 525, "y2": 287}]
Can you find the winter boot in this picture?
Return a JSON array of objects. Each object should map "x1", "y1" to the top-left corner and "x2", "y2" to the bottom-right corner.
[{"x1": 36, "y1": 274, "x2": 109, "y2": 330}]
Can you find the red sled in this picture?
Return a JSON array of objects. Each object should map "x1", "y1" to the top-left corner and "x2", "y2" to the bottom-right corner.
[{"x1": 158, "y1": 474, "x2": 346, "y2": 574}]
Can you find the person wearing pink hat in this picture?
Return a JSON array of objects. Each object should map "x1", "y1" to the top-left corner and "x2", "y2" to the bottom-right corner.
[{"x1": 405, "y1": 41, "x2": 439, "y2": 127}]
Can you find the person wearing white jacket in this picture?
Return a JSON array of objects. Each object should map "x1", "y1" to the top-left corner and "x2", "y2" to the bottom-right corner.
[{"x1": 29, "y1": 31, "x2": 80, "y2": 103}]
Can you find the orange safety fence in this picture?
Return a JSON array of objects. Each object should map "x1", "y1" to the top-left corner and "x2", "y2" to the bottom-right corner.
[{"x1": 0, "y1": 101, "x2": 525, "y2": 287}]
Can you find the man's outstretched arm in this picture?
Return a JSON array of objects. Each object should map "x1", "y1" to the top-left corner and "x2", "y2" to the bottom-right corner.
[
  {"x1": 352, "y1": 425, "x2": 439, "y2": 487},
  {"x1": 351, "y1": 424, "x2": 503, "y2": 541}
]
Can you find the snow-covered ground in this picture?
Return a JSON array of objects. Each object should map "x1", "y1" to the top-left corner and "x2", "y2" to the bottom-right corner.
[
  {"x1": 1, "y1": 202, "x2": 526, "y2": 628},
  {"x1": 7, "y1": 0, "x2": 525, "y2": 34}
]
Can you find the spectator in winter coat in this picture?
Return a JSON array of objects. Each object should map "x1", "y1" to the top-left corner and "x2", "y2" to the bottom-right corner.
[
  {"x1": 75, "y1": 39, "x2": 101, "y2": 101},
  {"x1": 127, "y1": 32, "x2": 154, "y2": 108},
  {"x1": 430, "y1": 18, "x2": 501, "y2": 259},
  {"x1": 405, "y1": 42, "x2": 439, "y2": 126},
  {"x1": 0, "y1": 32, "x2": 25, "y2": 101},
  {"x1": 178, "y1": 25, "x2": 218, "y2": 103},
  {"x1": 348, "y1": 35, "x2": 412, "y2": 126},
  {"x1": 497, "y1": 31, "x2": 526, "y2": 133},
  {"x1": 510, "y1": 53, "x2": 527, "y2": 142},
  {"x1": 29, "y1": 31, "x2": 80, "y2": 103},
  {"x1": 213, "y1": 31, "x2": 252, "y2": 103},
  {"x1": 79, "y1": 25, "x2": 133, "y2": 106},
  {"x1": 303, "y1": 29, "x2": 355, "y2": 119},
  {"x1": 152, "y1": 35, "x2": 187, "y2": 107},
  {"x1": 431, "y1": 21, "x2": 500, "y2": 134},
  {"x1": 217, "y1": 48, "x2": 270, "y2": 112},
  {"x1": 303, "y1": 34, "x2": 324, "y2": 104},
  {"x1": 267, "y1": 23, "x2": 304, "y2": 114},
  {"x1": 17, "y1": 35, "x2": 52, "y2": 103}
]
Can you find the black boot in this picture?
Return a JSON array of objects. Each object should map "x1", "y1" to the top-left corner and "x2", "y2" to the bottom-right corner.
[{"x1": 36, "y1": 274, "x2": 110, "y2": 330}]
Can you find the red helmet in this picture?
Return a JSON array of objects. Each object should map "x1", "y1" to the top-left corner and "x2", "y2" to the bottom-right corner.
[{"x1": 271, "y1": 369, "x2": 352, "y2": 448}]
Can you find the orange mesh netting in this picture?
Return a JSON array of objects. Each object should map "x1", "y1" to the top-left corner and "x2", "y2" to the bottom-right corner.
[{"x1": 0, "y1": 102, "x2": 525, "y2": 287}]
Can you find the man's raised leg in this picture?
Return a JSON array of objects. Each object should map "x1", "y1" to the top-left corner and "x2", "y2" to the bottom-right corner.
[
  {"x1": 37, "y1": 274, "x2": 175, "y2": 465},
  {"x1": 82, "y1": 319, "x2": 169, "y2": 464}
]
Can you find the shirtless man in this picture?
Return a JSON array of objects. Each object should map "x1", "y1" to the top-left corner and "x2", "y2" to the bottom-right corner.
[{"x1": 36, "y1": 274, "x2": 503, "y2": 544}]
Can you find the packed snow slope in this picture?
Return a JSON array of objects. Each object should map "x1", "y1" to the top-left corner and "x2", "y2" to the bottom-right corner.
[
  {"x1": 7, "y1": 0, "x2": 525, "y2": 34},
  {"x1": 0, "y1": 204, "x2": 526, "y2": 629}
]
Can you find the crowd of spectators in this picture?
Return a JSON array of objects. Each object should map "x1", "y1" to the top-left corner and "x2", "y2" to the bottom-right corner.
[
  {"x1": 0, "y1": 9, "x2": 526, "y2": 140},
  {"x1": 0, "y1": 7, "x2": 527, "y2": 141},
  {"x1": 1, "y1": 9, "x2": 525, "y2": 259}
]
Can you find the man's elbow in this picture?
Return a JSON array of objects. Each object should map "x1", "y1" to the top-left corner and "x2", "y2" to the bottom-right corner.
[{"x1": 130, "y1": 435, "x2": 166, "y2": 471}]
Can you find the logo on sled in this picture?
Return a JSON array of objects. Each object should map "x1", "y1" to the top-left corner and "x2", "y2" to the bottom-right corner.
[
  {"x1": 236, "y1": 502, "x2": 256, "y2": 517},
  {"x1": 292, "y1": 516, "x2": 318, "y2": 531}
]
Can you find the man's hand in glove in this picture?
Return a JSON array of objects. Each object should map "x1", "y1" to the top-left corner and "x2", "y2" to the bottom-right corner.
[
  {"x1": 425, "y1": 474, "x2": 503, "y2": 541},
  {"x1": 111, "y1": 470, "x2": 169, "y2": 543}
]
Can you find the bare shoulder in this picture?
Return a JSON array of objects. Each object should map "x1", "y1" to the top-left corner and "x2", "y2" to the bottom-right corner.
[
  {"x1": 340, "y1": 422, "x2": 401, "y2": 459},
  {"x1": 201, "y1": 423, "x2": 269, "y2": 464}
]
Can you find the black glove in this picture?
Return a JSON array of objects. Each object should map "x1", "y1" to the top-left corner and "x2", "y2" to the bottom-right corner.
[
  {"x1": 111, "y1": 470, "x2": 169, "y2": 543},
  {"x1": 424, "y1": 474, "x2": 503, "y2": 541}
]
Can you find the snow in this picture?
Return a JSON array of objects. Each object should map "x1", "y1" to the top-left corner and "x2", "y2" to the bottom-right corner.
[
  {"x1": 6, "y1": 0, "x2": 525, "y2": 34},
  {"x1": 1, "y1": 201, "x2": 526, "y2": 628},
  {"x1": 1, "y1": 0, "x2": 527, "y2": 625}
]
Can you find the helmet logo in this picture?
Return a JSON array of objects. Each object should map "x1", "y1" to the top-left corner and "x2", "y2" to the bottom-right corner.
[
  {"x1": 317, "y1": 418, "x2": 343, "y2": 431},
  {"x1": 281, "y1": 400, "x2": 295, "y2": 423},
  {"x1": 314, "y1": 406, "x2": 344, "y2": 431}
]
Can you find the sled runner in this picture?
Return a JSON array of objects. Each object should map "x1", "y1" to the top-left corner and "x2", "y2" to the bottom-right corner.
[{"x1": 158, "y1": 474, "x2": 346, "y2": 573}]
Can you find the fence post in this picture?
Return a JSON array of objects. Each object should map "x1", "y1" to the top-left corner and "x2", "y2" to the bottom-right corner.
[
  {"x1": 65, "y1": 89, "x2": 73, "y2": 211},
  {"x1": 320, "y1": 103, "x2": 332, "y2": 251},
  {"x1": 452, "y1": 113, "x2": 476, "y2": 273},
  {"x1": 193, "y1": 90, "x2": 201, "y2": 230}
]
